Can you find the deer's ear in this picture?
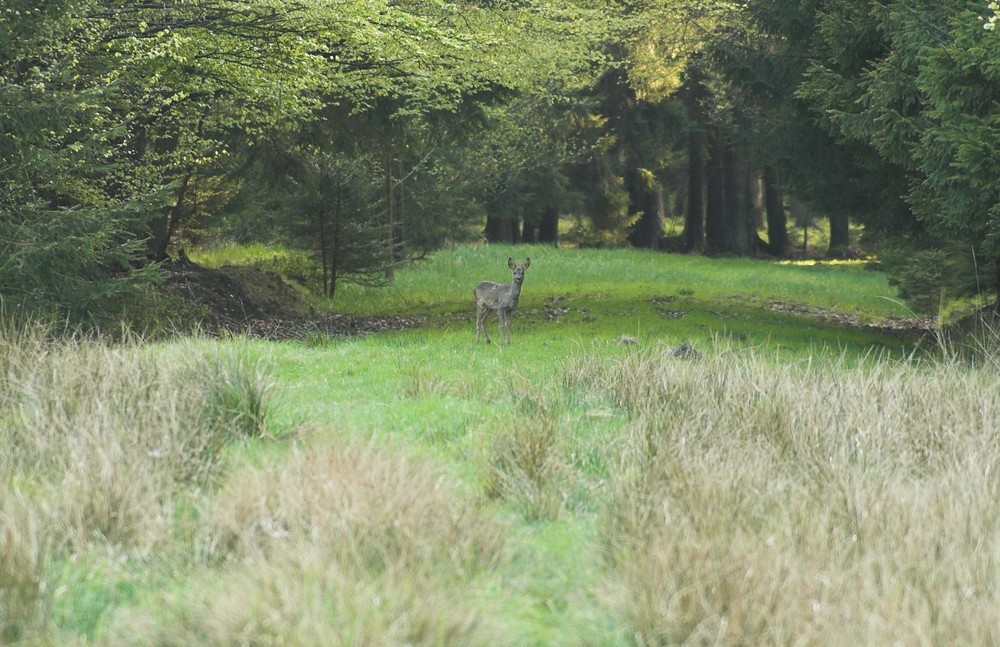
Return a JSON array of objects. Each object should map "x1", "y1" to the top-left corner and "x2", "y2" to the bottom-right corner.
[
  {"x1": 508, "y1": 257, "x2": 515, "y2": 269},
  {"x1": 523, "y1": 258, "x2": 530, "y2": 268}
]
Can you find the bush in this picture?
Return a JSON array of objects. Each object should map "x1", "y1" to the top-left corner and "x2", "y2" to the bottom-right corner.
[
  {"x1": 0, "y1": 207, "x2": 156, "y2": 329},
  {"x1": 879, "y1": 243, "x2": 985, "y2": 314}
]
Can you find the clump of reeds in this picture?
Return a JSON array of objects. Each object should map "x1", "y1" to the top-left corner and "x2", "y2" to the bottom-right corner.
[{"x1": 483, "y1": 411, "x2": 566, "y2": 522}]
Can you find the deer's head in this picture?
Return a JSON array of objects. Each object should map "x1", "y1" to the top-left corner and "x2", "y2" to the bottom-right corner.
[{"x1": 508, "y1": 257, "x2": 530, "y2": 285}]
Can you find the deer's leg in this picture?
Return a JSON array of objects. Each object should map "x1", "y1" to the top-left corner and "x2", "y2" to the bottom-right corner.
[
  {"x1": 479, "y1": 306, "x2": 493, "y2": 344},
  {"x1": 476, "y1": 303, "x2": 484, "y2": 342}
]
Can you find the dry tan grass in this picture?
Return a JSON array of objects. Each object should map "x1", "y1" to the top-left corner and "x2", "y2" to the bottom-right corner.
[
  {"x1": 104, "y1": 440, "x2": 512, "y2": 646},
  {"x1": 0, "y1": 494, "x2": 46, "y2": 644},
  {"x1": 0, "y1": 325, "x2": 273, "y2": 641},
  {"x1": 8, "y1": 317, "x2": 1000, "y2": 645},
  {"x1": 579, "y1": 346, "x2": 1000, "y2": 645},
  {"x1": 483, "y1": 409, "x2": 566, "y2": 522}
]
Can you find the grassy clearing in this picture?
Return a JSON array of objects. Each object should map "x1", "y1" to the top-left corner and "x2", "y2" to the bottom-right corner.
[
  {"x1": 10, "y1": 245, "x2": 998, "y2": 645},
  {"x1": 332, "y1": 245, "x2": 911, "y2": 320}
]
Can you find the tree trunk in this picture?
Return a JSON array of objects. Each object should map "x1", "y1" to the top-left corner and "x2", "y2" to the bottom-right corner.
[
  {"x1": 788, "y1": 195, "x2": 810, "y2": 228},
  {"x1": 720, "y1": 139, "x2": 752, "y2": 255},
  {"x1": 149, "y1": 106, "x2": 210, "y2": 262},
  {"x1": 485, "y1": 214, "x2": 518, "y2": 243},
  {"x1": 320, "y1": 194, "x2": 330, "y2": 298},
  {"x1": 538, "y1": 205, "x2": 559, "y2": 245},
  {"x1": 788, "y1": 196, "x2": 811, "y2": 255},
  {"x1": 149, "y1": 170, "x2": 194, "y2": 262},
  {"x1": 626, "y1": 165, "x2": 663, "y2": 249},
  {"x1": 705, "y1": 130, "x2": 726, "y2": 253},
  {"x1": 384, "y1": 153, "x2": 395, "y2": 281},
  {"x1": 828, "y1": 212, "x2": 850, "y2": 258},
  {"x1": 394, "y1": 157, "x2": 405, "y2": 264},
  {"x1": 751, "y1": 170, "x2": 762, "y2": 228},
  {"x1": 684, "y1": 129, "x2": 706, "y2": 252},
  {"x1": 763, "y1": 166, "x2": 788, "y2": 257},
  {"x1": 521, "y1": 208, "x2": 538, "y2": 244}
]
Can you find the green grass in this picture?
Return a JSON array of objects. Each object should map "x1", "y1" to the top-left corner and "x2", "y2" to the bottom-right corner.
[
  {"x1": 317, "y1": 245, "x2": 921, "y2": 366},
  {"x1": 187, "y1": 241, "x2": 309, "y2": 268},
  {"x1": 14, "y1": 244, "x2": 991, "y2": 646},
  {"x1": 334, "y1": 245, "x2": 910, "y2": 320}
]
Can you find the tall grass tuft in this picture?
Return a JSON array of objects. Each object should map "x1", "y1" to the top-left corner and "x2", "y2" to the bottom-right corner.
[
  {"x1": 0, "y1": 323, "x2": 273, "y2": 642},
  {"x1": 573, "y1": 343, "x2": 1000, "y2": 645},
  {"x1": 204, "y1": 344, "x2": 274, "y2": 441},
  {"x1": 106, "y1": 440, "x2": 512, "y2": 646},
  {"x1": 0, "y1": 495, "x2": 46, "y2": 643},
  {"x1": 483, "y1": 412, "x2": 565, "y2": 522}
]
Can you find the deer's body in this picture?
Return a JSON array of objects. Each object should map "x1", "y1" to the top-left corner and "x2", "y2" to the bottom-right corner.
[{"x1": 475, "y1": 257, "x2": 530, "y2": 345}]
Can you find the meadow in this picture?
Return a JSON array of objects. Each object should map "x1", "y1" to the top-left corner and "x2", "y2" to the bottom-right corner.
[{"x1": 4, "y1": 245, "x2": 1000, "y2": 646}]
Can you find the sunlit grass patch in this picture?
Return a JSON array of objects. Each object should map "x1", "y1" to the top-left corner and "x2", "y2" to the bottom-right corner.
[
  {"x1": 186, "y1": 242, "x2": 306, "y2": 269},
  {"x1": 333, "y1": 244, "x2": 915, "y2": 323}
]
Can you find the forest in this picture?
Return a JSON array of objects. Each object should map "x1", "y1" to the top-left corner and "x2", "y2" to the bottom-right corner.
[{"x1": 3, "y1": 0, "x2": 999, "y2": 327}]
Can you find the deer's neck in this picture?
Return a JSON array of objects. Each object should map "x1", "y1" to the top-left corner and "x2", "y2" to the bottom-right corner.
[{"x1": 503, "y1": 281, "x2": 522, "y2": 306}]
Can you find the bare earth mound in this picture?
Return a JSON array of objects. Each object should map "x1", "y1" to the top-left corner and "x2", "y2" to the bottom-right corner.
[{"x1": 158, "y1": 259, "x2": 424, "y2": 340}]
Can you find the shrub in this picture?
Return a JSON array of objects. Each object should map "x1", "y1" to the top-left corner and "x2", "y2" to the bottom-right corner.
[{"x1": 879, "y1": 243, "x2": 984, "y2": 314}]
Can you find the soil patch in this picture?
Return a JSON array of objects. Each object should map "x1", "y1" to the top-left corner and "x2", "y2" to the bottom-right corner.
[
  {"x1": 158, "y1": 259, "x2": 424, "y2": 340},
  {"x1": 768, "y1": 300, "x2": 933, "y2": 338}
]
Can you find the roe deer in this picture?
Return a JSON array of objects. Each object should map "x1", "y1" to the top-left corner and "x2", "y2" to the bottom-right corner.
[{"x1": 475, "y1": 257, "x2": 531, "y2": 345}]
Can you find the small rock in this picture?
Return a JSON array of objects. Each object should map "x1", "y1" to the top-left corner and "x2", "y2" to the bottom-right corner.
[{"x1": 671, "y1": 342, "x2": 701, "y2": 360}]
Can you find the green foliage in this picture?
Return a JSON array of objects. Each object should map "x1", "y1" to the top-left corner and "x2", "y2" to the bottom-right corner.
[
  {"x1": 0, "y1": 207, "x2": 156, "y2": 327},
  {"x1": 252, "y1": 137, "x2": 395, "y2": 299},
  {"x1": 2, "y1": 0, "x2": 615, "y2": 327},
  {"x1": 878, "y1": 242, "x2": 984, "y2": 315},
  {"x1": 911, "y1": 7, "x2": 1000, "y2": 260}
]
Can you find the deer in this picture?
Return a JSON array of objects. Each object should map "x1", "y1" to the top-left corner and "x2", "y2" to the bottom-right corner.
[{"x1": 475, "y1": 257, "x2": 531, "y2": 345}]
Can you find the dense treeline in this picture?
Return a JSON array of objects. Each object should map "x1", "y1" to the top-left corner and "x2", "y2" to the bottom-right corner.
[{"x1": 2, "y1": 0, "x2": 998, "y2": 325}]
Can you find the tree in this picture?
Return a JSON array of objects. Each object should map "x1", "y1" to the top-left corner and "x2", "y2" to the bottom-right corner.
[
  {"x1": 909, "y1": 3, "x2": 1000, "y2": 296},
  {"x1": 762, "y1": 165, "x2": 788, "y2": 256},
  {"x1": 285, "y1": 152, "x2": 392, "y2": 301},
  {"x1": 793, "y1": 0, "x2": 1000, "y2": 306},
  {"x1": 0, "y1": 2, "x2": 160, "y2": 324},
  {"x1": 708, "y1": 0, "x2": 888, "y2": 258}
]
